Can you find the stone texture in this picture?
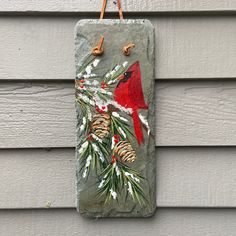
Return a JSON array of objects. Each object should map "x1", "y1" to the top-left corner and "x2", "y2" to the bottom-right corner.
[{"x1": 75, "y1": 19, "x2": 156, "y2": 217}]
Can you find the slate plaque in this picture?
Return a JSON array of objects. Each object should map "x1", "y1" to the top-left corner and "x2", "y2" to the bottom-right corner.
[{"x1": 75, "y1": 19, "x2": 156, "y2": 217}]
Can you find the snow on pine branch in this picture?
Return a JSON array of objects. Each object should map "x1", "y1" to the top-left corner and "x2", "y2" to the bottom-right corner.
[{"x1": 138, "y1": 113, "x2": 151, "y2": 135}]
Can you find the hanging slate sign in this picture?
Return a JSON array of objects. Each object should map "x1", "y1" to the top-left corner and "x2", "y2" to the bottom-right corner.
[{"x1": 75, "y1": 19, "x2": 156, "y2": 217}]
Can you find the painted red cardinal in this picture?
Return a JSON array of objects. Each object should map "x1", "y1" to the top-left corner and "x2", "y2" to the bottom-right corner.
[{"x1": 114, "y1": 61, "x2": 148, "y2": 145}]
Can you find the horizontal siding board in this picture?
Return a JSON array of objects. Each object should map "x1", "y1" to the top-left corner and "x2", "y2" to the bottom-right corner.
[
  {"x1": 0, "y1": 82, "x2": 75, "y2": 148},
  {"x1": 0, "y1": 16, "x2": 235, "y2": 80},
  {"x1": 0, "y1": 0, "x2": 236, "y2": 13},
  {"x1": 0, "y1": 149, "x2": 76, "y2": 209},
  {"x1": 1, "y1": 147, "x2": 236, "y2": 209},
  {"x1": 1, "y1": 209, "x2": 236, "y2": 236},
  {"x1": 157, "y1": 147, "x2": 236, "y2": 207},
  {"x1": 156, "y1": 81, "x2": 236, "y2": 146},
  {"x1": 0, "y1": 81, "x2": 236, "y2": 148}
]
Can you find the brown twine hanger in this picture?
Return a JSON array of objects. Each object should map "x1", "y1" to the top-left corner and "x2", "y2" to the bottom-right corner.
[
  {"x1": 92, "y1": 0, "x2": 135, "y2": 56},
  {"x1": 100, "y1": 0, "x2": 123, "y2": 20}
]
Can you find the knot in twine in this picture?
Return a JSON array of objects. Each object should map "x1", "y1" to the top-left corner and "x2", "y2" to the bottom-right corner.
[
  {"x1": 92, "y1": 36, "x2": 104, "y2": 56},
  {"x1": 122, "y1": 43, "x2": 135, "y2": 56}
]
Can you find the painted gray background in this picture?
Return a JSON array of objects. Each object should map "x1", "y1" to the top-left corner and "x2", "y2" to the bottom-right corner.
[{"x1": 0, "y1": 0, "x2": 236, "y2": 235}]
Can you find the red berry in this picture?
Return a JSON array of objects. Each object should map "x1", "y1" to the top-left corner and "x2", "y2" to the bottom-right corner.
[
  {"x1": 114, "y1": 135, "x2": 120, "y2": 139},
  {"x1": 80, "y1": 79, "x2": 85, "y2": 83},
  {"x1": 101, "y1": 82, "x2": 108, "y2": 89},
  {"x1": 111, "y1": 155, "x2": 117, "y2": 164},
  {"x1": 101, "y1": 106, "x2": 106, "y2": 110}
]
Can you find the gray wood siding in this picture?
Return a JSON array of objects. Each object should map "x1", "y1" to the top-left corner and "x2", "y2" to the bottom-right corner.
[
  {"x1": 0, "y1": 16, "x2": 235, "y2": 80},
  {"x1": 1, "y1": 0, "x2": 236, "y2": 13},
  {"x1": 1, "y1": 148, "x2": 236, "y2": 209},
  {"x1": 0, "y1": 209, "x2": 236, "y2": 236},
  {"x1": 0, "y1": 81, "x2": 236, "y2": 148},
  {"x1": 0, "y1": 1, "x2": 236, "y2": 234}
]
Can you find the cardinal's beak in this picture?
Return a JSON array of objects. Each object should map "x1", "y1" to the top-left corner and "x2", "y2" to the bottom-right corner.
[{"x1": 118, "y1": 74, "x2": 125, "y2": 80}]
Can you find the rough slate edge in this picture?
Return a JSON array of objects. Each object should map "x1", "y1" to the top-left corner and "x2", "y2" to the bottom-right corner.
[{"x1": 74, "y1": 19, "x2": 156, "y2": 218}]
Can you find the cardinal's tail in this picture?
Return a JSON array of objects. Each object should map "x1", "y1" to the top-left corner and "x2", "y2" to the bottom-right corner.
[{"x1": 132, "y1": 110, "x2": 144, "y2": 145}]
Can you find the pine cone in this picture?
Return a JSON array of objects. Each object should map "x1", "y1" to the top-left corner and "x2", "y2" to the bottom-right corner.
[
  {"x1": 91, "y1": 113, "x2": 111, "y2": 139},
  {"x1": 114, "y1": 140, "x2": 136, "y2": 163}
]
